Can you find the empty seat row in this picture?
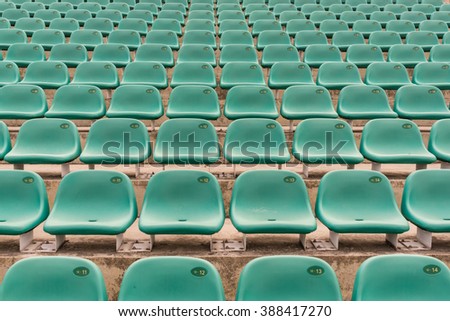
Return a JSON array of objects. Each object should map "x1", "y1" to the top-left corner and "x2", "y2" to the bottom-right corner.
[
  {"x1": 1, "y1": 254, "x2": 449, "y2": 300},
  {"x1": 2, "y1": 168, "x2": 450, "y2": 251}
]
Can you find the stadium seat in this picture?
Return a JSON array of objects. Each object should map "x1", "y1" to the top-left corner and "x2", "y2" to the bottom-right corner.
[
  {"x1": 50, "y1": 2, "x2": 74, "y2": 16},
  {"x1": 372, "y1": 0, "x2": 393, "y2": 5},
  {"x1": 0, "y1": 62, "x2": 20, "y2": 86},
  {"x1": 251, "y1": 20, "x2": 282, "y2": 37},
  {"x1": 301, "y1": 4, "x2": 324, "y2": 18},
  {"x1": 401, "y1": 170, "x2": 450, "y2": 248},
  {"x1": 151, "y1": 18, "x2": 182, "y2": 36},
  {"x1": 385, "y1": 20, "x2": 415, "y2": 38},
  {"x1": 429, "y1": 45, "x2": 450, "y2": 63},
  {"x1": 0, "y1": 2, "x2": 15, "y2": 14},
  {"x1": 182, "y1": 31, "x2": 216, "y2": 49},
  {"x1": 405, "y1": 32, "x2": 439, "y2": 52},
  {"x1": 185, "y1": 19, "x2": 215, "y2": 35},
  {"x1": 4, "y1": 119, "x2": 81, "y2": 176},
  {"x1": 219, "y1": 45, "x2": 258, "y2": 67},
  {"x1": 3, "y1": 8, "x2": 30, "y2": 25},
  {"x1": 65, "y1": 9, "x2": 92, "y2": 25},
  {"x1": 303, "y1": 44, "x2": 342, "y2": 68},
  {"x1": 219, "y1": 31, "x2": 253, "y2": 49},
  {"x1": 340, "y1": 11, "x2": 366, "y2": 27},
  {"x1": 34, "y1": 9, "x2": 60, "y2": 26},
  {"x1": 0, "y1": 29, "x2": 27, "y2": 50},
  {"x1": 412, "y1": 62, "x2": 450, "y2": 90},
  {"x1": 357, "y1": 4, "x2": 380, "y2": 18},
  {"x1": 421, "y1": 21, "x2": 448, "y2": 39},
  {"x1": 188, "y1": 10, "x2": 214, "y2": 21},
  {"x1": 145, "y1": 31, "x2": 179, "y2": 50},
  {"x1": 91, "y1": 44, "x2": 131, "y2": 67},
  {"x1": 431, "y1": 12, "x2": 450, "y2": 25},
  {"x1": 72, "y1": 62, "x2": 119, "y2": 91},
  {"x1": 261, "y1": 44, "x2": 300, "y2": 68},
  {"x1": 107, "y1": 30, "x2": 141, "y2": 51},
  {"x1": 328, "y1": 4, "x2": 352, "y2": 18},
  {"x1": 119, "y1": 257, "x2": 225, "y2": 300},
  {"x1": 294, "y1": 31, "x2": 328, "y2": 51},
  {"x1": 224, "y1": 119, "x2": 290, "y2": 165},
  {"x1": 14, "y1": 17, "x2": 45, "y2": 36},
  {"x1": 400, "y1": 12, "x2": 427, "y2": 27},
  {"x1": 429, "y1": 119, "x2": 450, "y2": 166},
  {"x1": 370, "y1": 11, "x2": 396, "y2": 28},
  {"x1": 365, "y1": 62, "x2": 412, "y2": 89},
  {"x1": 134, "y1": 44, "x2": 174, "y2": 67},
  {"x1": 332, "y1": 31, "x2": 365, "y2": 51},
  {"x1": 309, "y1": 11, "x2": 336, "y2": 27},
  {"x1": 319, "y1": 20, "x2": 349, "y2": 38},
  {"x1": 78, "y1": 2, "x2": 102, "y2": 14},
  {"x1": 167, "y1": 85, "x2": 220, "y2": 120},
  {"x1": 279, "y1": 11, "x2": 305, "y2": 25},
  {"x1": 0, "y1": 18, "x2": 10, "y2": 30},
  {"x1": 353, "y1": 21, "x2": 382, "y2": 39},
  {"x1": 0, "y1": 121, "x2": 10, "y2": 159},
  {"x1": 122, "y1": 15, "x2": 151, "y2": 29},
  {"x1": 190, "y1": 4, "x2": 214, "y2": 11},
  {"x1": 256, "y1": 30, "x2": 290, "y2": 51},
  {"x1": 48, "y1": 44, "x2": 88, "y2": 67},
  {"x1": 220, "y1": 62, "x2": 265, "y2": 89},
  {"x1": 235, "y1": 256, "x2": 342, "y2": 301},
  {"x1": 352, "y1": 255, "x2": 450, "y2": 300},
  {"x1": 268, "y1": 62, "x2": 314, "y2": 89},
  {"x1": 230, "y1": 171, "x2": 316, "y2": 249},
  {"x1": 31, "y1": 29, "x2": 65, "y2": 50},
  {"x1": 224, "y1": 86, "x2": 278, "y2": 120},
  {"x1": 5, "y1": 43, "x2": 45, "y2": 67},
  {"x1": 412, "y1": 4, "x2": 436, "y2": 18},
  {"x1": 316, "y1": 170, "x2": 410, "y2": 249},
  {"x1": 360, "y1": 119, "x2": 436, "y2": 171},
  {"x1": 0, "y1": 257, "x2": 107, "y2": 300},
  {"x1": 158, "y1": 10, "x2": 185, "y2": 24},
  {"x1": 337, "y1": 85, "x2": 397, "y2": 120},
  {"x1": 138, "y1": 171, "x2": 225, "y2": 249},
  {"x1": 387, "y1": 45, "x2": 427, "y2": 68},
  {"x1": 84, "y1": 18, "x2": 114, "y2": 36},
  {"x1": 245, "y1": 4, "x2": 269, "y2": 16},
  {"x1": 293, "y1": 119, "x2": 363, "y2": 176},
  {"x1": 43, "y1": 170, "x2": 137, "y2": 251},
  {"x1": 218, "y1": 10, "x2": 246, "y2": 24},
  {"x1": 218, "y1": 20, "x2": 248, "y2": 36},
  {"x1": 120, "y1": 62, "x2": 167, "y2": 88},
  {"x1": 153, "y1": 119, "x2": 219, "y2": 164},
  {"x1": 21, "y1": 61, "x2": 69, "y2": 89},
  {"x1": 48, "y1": 18, "x2": 80, "y2": 36},
  {"x1": 135, "y1": 2, "x2": 159, "y2": 11},
  {"x1": 107, "y1": 85, "x2": 163, "y2": 124},
  {"x1": 394, "y1": 85, "x2": 450, "y2": 119},
  {"x1": 368, "y1": 31, "x2": 402, "y2": 52},
  {"x1": 0, "y1": 85, "x2": 46, "y2": 119},
  {"x1": 177, "y1": 45, "x2": 216, "y2": 67},
  {"x1": 317, "y1": 62, "x2": 363, "y2": 89},
  {"x1": 346, "y1": 44, "x2": 385, "y2": 68},
  {"x1": 96, "y1": 9, "x2": 123, "y2": 26},
  {"x1": 69, "y1": 30, "x2": 103, "y2": 50},
  {"x1": 286, "y1": 20, "x2": 315, "y2": 37},
  {"x1": 45, "y1": 85, "x2": 105, "y2": 120},
  {"x1": 161, "y1": 3, "x2": 186, "y2": 15},
  {"x1": 171, "y1": 62, "x2": 216, "y2": 88}
]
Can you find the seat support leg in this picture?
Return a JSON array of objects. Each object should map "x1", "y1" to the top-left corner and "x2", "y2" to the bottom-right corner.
[
  {"x1": 149, "y1": 235, "x2": 155, "y2": 251},
  {"x1": 116, "y1": 233, "x2": 124, "y2": 252},
  {"x1": 61, "y1": 164, "x2": 70, "y2": 177},
  {"x1": 416, "y1": 227, "x2": 432, "y2": 249},
  {"x1": 303, "y1": 164, "x2": 309, "y2": 178},
  {"x1": 150, "y1": 120, "x2": 155, "y2": 132},
  {"x1": 329, "y1": 231, "x2": 339, "y2": 249},
  {"x1": 289, "y1": 120, "x2": 294, "y2": 133},
  {"x1": 371, "y1": 162, "x2": 381, "y2": 171},
  {"x1": 14, "y1": 164, "x2": 24, "y2": 170},
  {"x1": 416, "y1": 164, "x2": 427, "y2": 170},
  {"x1": 88, "y1": 164, "x2": 95, "y2": 170},
  {"x1": 347, "y1": 164, "x2": 355, "y2": 170},
  {"x1": 55, "y1": 235, "x2": 66, "y2": 251},
  {"x1": 19, "y1": 230, "x2": 34, "y2": 252},
  {"x1": 299, "y1": 234, "x2": 306, "y2": 250},
  {"x1": 233, "y1": 164, "x2": 237, "y2": 178},
  {"x1": 386, "y1": 233, "x2": 399, "y2": 249},
  {"x1": 135, "y1": 163, "x2": 140, "y2": 178}
]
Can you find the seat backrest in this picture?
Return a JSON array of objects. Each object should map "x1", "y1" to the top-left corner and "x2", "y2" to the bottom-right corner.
[{"x1": 0, "y1": 84, "x2": 47, "y2": 118}]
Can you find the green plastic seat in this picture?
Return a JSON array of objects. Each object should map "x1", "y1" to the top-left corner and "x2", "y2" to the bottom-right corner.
[
  {"x1": 107, "y1": 85, "x2": 163, "y2": 120},
  {"x1": 5, "y1": 43, "x2": 45, "y2": 67},
  {"x1": 72, "y1": 62, "x2": 119, "y2": 89},
  {"x1": 331, "y1": 31, "x2": 365, "y2": 51},
  {"x1": 368, "y1": 31, "x2": 402, "y2": 52},
  {"x1": 4, "y1": 118, "x2": 81, "y2": 165},
  {"x1": 400, "y1": 11, "x2": 427, "y2": 27},
  {"x1": 135, "y1": 2, "x2": 159, "y2": 12},
  {"x1": 0, "y1": 257, "x2": 107, "y2": 300},
  {"x1": 107, "y1": 30, "x2": 141, "y2": 50},
  {"x1": 91, "y1": 44, "x2": 130, "y2": 67},
  {"x1": 275, "y1": 5, "x2": 299, "y2": 20},
  {"x1": 218, "y1": 10, "x2": 246, "y2": 24},
  {"x1": 0, "y1": 121, "x2": 11, "y2": 159},
  {"x1": 294, "y1": 31, "x2": 328, "y2": 51},
  {"x1": 230, "y1": 170, "x2": 316, "y2": 248},
  {"x1": 219, "y1": 31, "x2": 253, "y2": 49},
  {"x1": 65, "y1": 9, "x2": 92, "y2": 25},
  {"x1": 431, "y1": 11, "x2": 450, "y2": 25},
  {"x1": 80, "y1": 118, "x2": 150, "y2": 165},
  {"x1": 303, "y1": 44, "x2": 342, "y2": 68},
  {"x1": 48, "y1": 43, "x2": 88, "y2": 67},
  {"x1": 43, "y1": 170, "x2": 137, "y2": 250},
  {"x1": 372, "y1": 0, "x2": 393, "y2": 5},
  {"x1": 84, "y1": 18, "x2": 114, "y2": 36},
  {"x1": 224, "y1": 118, "x2": 290, "y2": 164},
  {"x1": 46, "y1": 85, "x2": 105, "y2": 119},
  {"x1": 406, "y1": 31, "x2": 439, "y2": 52},
  {"x1": 402, "y1": 170, "x2": 450, "y2": 248},
  {"x1": 69, "y1": 30, "x2": 103, "y2": 50},
  {"x1": 236, "y1": 256, "x2": 342, "y2": 301},
  {"x1": 412, "y1": 62, "x2": 450, "y2": 90},
  {"x1": 96, "y1": 9, "x2": 123, "y2": 26},
  {"x1": 0, "y1": 2, "x2": 15, "y2": 13},
  {"x1": 340, "y1": 11, "x2": 366, "y2": 27},
  {"x1": 0, "y1": 171, "x2": 48, "y2": 251},
  {"x1": 430, "y1": 119, "x2": 450, "y2": 160},
  {"x1": 0, "y1": 29, "x2": 27, "y2": 50},
  {"x1": 138, "y1": 170, "x2": 224, "y2": 247},
  {"x1": 171, "y1": 62, "x2": 216, "y2": 88},
  {"x1": 3, "y1": 8, "x2": 29, "y2": 25},
  {"x1": 397, "y1": 0, "x2": 419, "y2": 8},
  {"x1": 352, "y1": 255, "x2": 450, "y2": 300},
  {"x1": 245, "y1": 3, "x2": 269, "y2": 15},
  {"x1": 50, "y1": 2, "x2": 75, "y2": 16},
  {"x1": 34, "y1": 9, "x2": 60, "y2": 26},
  {"x1": 119, "y1": 257, "x2": 225, "y2": 301},
  {"x1": 31, "y1": 29, "x2": 65, "y2": 50},
  {"x1": 0, "y1": 62, "x2": 20, "y2": 86},
  {"x1": 190, "y1": 3, "x2": 214, "y2": 11},
  {"x1": 185, "y1": 19, "x2": 215, "y2": 34},
  {"x1": 301, "y1": 4, "x2": 324, "y2": 18},
  {"x1": 261, "y1": 44, "x2": 300, "y2": 68},
  {"x1": 21, "y1": 61, "x2": 69, "y2": 89},
  {"x1": 286, "y1": 20, "x2": 315, "y2": 37},
  {"x1": 158, "y1": 10, "x2": 184, "y2": 24},
  {"x1": 256, "y1": 30, "x2": 290, "y2": 51},
  {"x1": 224, "y1": 86, "x2": 278, "y2": 120},
  {"x1": 188, "y1": 10, "x2": 214, "y2": 21},
  {"x1": 420, "y1": 21, "x2": 448, "y2": 39},
  {"x1": 319, "y1": 20, "x2": 349, "y2": 38},
  {"x1": 356, "y1": 4, "x2": 380, "y2": 18},
  {"x1": 248, "y1": 11, "x2": 275, "y2": 26},
  {"x1": 412, "y1": 4, "x2": 436, "y2": 18},
  {"x1": 161, "y1": 3, "x2": 186, "y2": 15},
  {"x1": 182, "y1": 30, "x2": 216, "y2": 49},
  {"x1": 220, "y1": 62, "x2": 265, "y2": 89},
  {"x1": 124, "y1": 12, "x2": 153, "y2": 26},
  {"x1": 0, "y1": 18, "x2": 10, "y2": 30},
  {"x1": 360, "y1": 119, "x2": 437, "y2": 168},
  {"x1": 281, "y1": 85, "x2": 337, "y2": 121},
  {"x1": 387, "y1": 45, "x2": 427, "y2": 68},
  {"x1": 0, "y1": 84, "x2": 46, "y2": 119},
  {"x1": 167, "y1": 85, "x2": 220, "y2": 120},
  {"x1": 346, "y1": 44, "x2": 385, "y2": 68},
  {"x1": 86, "y1": 0, "x2": 109, "y2": 8},
  {"x1": 177, "y1": 44, "x2": 216, "y2": 67},
  {"x1": 218, "y1": 20, "x2": 248, "y2": 36},
  {"x1": 353, "y1": 20, "x2": 382, "y2": 39},
  {"x1": 316, "y1": 170, "x2": 409, "y2": 248},
  {"x1": 365, "y1": 62, "x2": 412, "y2": 89},
  {"x1": 309, "y1": 11, "x2": 336, "y2": 28},
  {"x1": 293, "y1": 119, "x2": 363, "y2": 170},
  {"x1": 145, "y1": 30, "x2": 179, "y2": 50},
  {"x1": 14, "y1": 17, "x2": 45, "y2": 36},
  {"x1": 337, "y1": 85, "x2": 397, "y2": 120},
  {"x1": 153, "y1": 119, "x2": 219, "y2": 164},
  {"x1": 105, "y1": 3, "x2": 129, "y2": 15},
  {"x1": 370, "y1": 11, "x2": 396, "y2": 28},
  {"x1": 219, "y1": 44, "x2": 258, "y2": 67},
  {"x1": 251, "y1": 20, "x2": 282, "y2": 37},
  {"x1": 48, "y1": 18, "x2": 80, "y2": 36},
  {"x1": 317, "y1": 62, "x2": 363, "y2": 89},
  {"x1": 78, "y1": 2, "x2": 102, "y2": 14},
  {"x1": 217, "y1": 4, "x2": 241, "y2": 14},
  {"x1": 151, "y1": 18, "x2": 182, "y2": 36},
  {"x1": 269, "y1": 62, "x2": 314, "y2": 89},
  {"x1": 134, "y1": 44, "x2": 174, "y2": 67},
  {"x1": 429, "y1": 45, "x2": 450, "y2": 63},
  {"x1": 384, "y1": 4, "x2": 408, "y2": 17},
  {"x1": 385, "y1": 20, "x2": 415, "y2": 38},
  {"x1": 120, "y1": 62, "x2": 167, "y2": 88}
]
